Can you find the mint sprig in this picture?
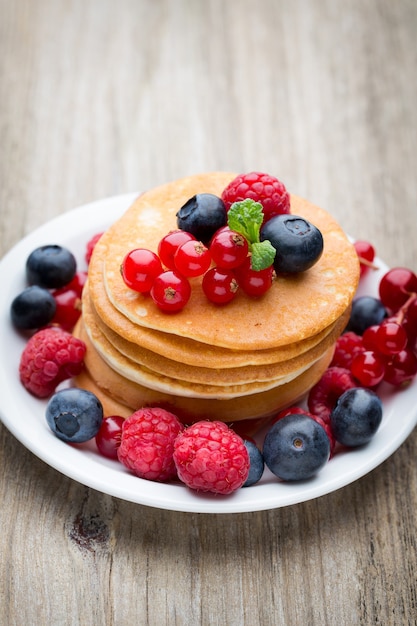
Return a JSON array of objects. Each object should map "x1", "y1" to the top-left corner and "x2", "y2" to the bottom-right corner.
[{"x1": 227, "y1": 199, "x2": 276, "y2": 271}]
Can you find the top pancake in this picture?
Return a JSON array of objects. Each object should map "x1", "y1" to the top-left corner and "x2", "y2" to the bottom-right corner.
[{"x1": 88, "y1": 173, "x2": 359, "y2": 351}]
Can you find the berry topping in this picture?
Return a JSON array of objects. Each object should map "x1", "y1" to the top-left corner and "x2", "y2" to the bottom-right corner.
[
  {"x1": 330, "y1": 388, "x2": 383, "y2": 447},
  {"x1": 26, "y1": 245, "x2": 77, "y2": 289},
  {"x1": 150, "y1": 270, "x2": 191, "y2": 312},
  {"x1": 235, "y1": 257, "x2": 274, "y2": 297},
  {"x1": 174, "y1": 240, "x2": 212, "y2": 277},
  {"x1": 210, "y1": 227, "x2": 249, "y2": 269},
  {"x1": 262, "y1": 413, "x2": 330, "y2": 481},
  {"x1": 19, "y1": 327, "x2": 86, "y2": 398},
  {"x1": 173, "y1": 421, "x2": 250, "y2": 494},
  {"x1": 121, "y1": 248, "x2": 163, "y2": 293},
  {"x1": 260, "y1": 214, "x2": 324, "y2": 274},
  {"x1": 95, "y1": 415, "x2": 125, "y2": 459},
  {"x1": 117, "y1": 407, "x2": 184, "y2": 482},
  {"x1": 307, "y1": 366, "x2": 357, "y2": 423},
  {"x1": 157, "y1": 230, "x2": 196, "y2": 269},
  {"x1": 221, "y1": 172, "x2": 290, "y2": 223},
  {"x1": 202, "y1": 267, "x2": 239, "y2": 305},
  {"x1": 45, "y1": 388, "x2": 103, "y2": 443},
  {"x1": 176, "y1": 193, "x2": 227, "y2": 244},
  {"x1": 11, "y1": 286, "x2": 56, "y2": 330}
]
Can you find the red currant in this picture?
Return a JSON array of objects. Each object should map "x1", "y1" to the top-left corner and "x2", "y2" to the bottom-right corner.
[
  {"x1": 362, "y1": 325, "x2": 380, "y2": 352},
  {"x1": 379, "y1": 267, "x2": 417, "y2": 312},
  {"x1": 121, "y1": 248, "x2": 163, "y2": 293},
  {"x1": 150, "y1": 270, "x2": 191, "y2": 312},
  {"x1": 210, "y1": 228, "x2": 249, "y2": 269},
  {"x1": 235, "y1": 257, "x2": 274, "y2": 297},
  {"x1": 202, "y1": 267, "x2": 239, "y2": 304},
  {"x1": 86, "y1": 232, "x2": 104, "y2": 264},
  {"x1": 64, "y1": 271, "x2": 88, "y2": 297},
  {"x1": 157, "y1": 230, "x2": 196, "y2": 269},
  {"x1": 353, "y1": 240, "x2": 376, "y2": 277},
  {"x1": 51, "y1": 287, "x2": 81, "y2": 331},
  {"x1": 95, "y1": 415, "x2": 124, "y2": 459},
  {"x1": 375, "y1": 321, "x2": 408, "y2": 355},
  {"x1": 383, "y1": 349, "x2": 417, "y2": 386},
  {"x1": 174, "y1": 240, "x2": 212, "y2": 277},
  {"x1": 351, "y1": 351, "x2": 386, "y2": 387}
]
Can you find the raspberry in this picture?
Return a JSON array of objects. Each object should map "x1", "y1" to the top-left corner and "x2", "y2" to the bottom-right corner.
[
  {"x1": 330, "y1": 331, "x2": 365, "y2": 369},
  {"x1": 117, "y1": 407, "x2": 184, "y2": 482},
  {"x1": 173, "y1": 421, "x2": 250, "y2": 495},
  {"x1": 308, "y1": 367, "x2": 357, "y2": 423},
  {"x1": 221, "y1": 172, "x2": 290, "y2": 223},
  {"x1": 19, "y1": 327, "x2": 86, "y2": 398}
]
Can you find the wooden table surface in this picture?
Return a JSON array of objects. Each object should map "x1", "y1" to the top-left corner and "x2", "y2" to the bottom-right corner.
[{"x1": 1, "y1": 1, "x2": 417, "y2": 624}]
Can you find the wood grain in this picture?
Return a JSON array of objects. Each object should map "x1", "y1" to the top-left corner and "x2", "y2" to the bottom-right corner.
[{"x1": 1, "y1": 1, "x2": 417, "y2": 624}]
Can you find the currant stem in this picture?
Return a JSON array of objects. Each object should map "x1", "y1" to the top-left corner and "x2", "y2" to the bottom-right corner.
[
  {"x1": 358, "y1": 255, "x2": 379, "y2": 270},
  {"x1": 394, "y1": 292, "x2": 417, "y2": 325}
]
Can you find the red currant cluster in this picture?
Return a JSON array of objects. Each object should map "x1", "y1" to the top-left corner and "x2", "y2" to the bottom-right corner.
[
  {"x1": 121, "y1": 227, "x2": 274, "y2": 313},
  {"x1": 334, "y1": 261, "x2": 417, "y2": 388}
]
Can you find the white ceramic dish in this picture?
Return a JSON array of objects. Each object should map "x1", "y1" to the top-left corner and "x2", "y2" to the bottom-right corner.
[{"x1": 1, "y1": 193, "x2": 416, "y2": 514}]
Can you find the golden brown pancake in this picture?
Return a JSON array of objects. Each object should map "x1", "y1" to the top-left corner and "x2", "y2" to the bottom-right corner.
[
  {"x1": 80, "y1": 292, "x2": 350, "y2": 391},
  {"x1": 88, "y1": 173, "x2": 359, "y2": 351},
  {"x1": 73, "y1": 320, "x2": 335, "y2": 424},
  {"x1": 87, "y1": 281, "x2": 343, "y2": 368}
]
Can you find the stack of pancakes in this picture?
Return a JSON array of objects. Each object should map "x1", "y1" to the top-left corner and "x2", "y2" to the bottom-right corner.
[{"x1": 73, "y1": 173, "x2": 359, "y2": 435}]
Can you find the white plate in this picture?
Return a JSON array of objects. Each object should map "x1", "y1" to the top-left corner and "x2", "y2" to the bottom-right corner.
[{"x1": 1, "y1": 194, "x2": 416, "y2": 514}]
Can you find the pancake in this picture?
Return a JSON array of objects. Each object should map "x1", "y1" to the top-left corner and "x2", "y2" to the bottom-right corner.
[
  {"x1": 88, "y1": 280, "x2": 343, "y2": 368},
  {"x1": 73, "y1": 320, "x2": 335, "y2": 424},
  {"x1": 80, "y1": 291, "x2": 350, "y2": 391},
  {"x1": 88, "y1": 173, "x2": 359, "y2": 351}
]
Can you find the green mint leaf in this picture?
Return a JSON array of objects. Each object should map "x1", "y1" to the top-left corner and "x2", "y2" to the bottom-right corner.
[
  {"x1": 227, "y1": 199, "x2": 264, "y2": 244},
  {"x1": 250, "y1": 241, "x2": 276, "y2": 271},
  {"x1": 227, "y1": 198, "x2": 276, "y2": 271}
]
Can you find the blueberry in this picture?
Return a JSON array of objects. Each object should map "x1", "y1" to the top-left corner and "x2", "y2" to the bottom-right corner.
[
  {"x1": 46, "y1": 388, "x2": 103, "y2": 443},
  {"x1": 242, "y1": 440, "x2": 265, "y2": 487},
  {"x1": 263, "y1": 414, "x2": 330, "y2": 481},
  {"x1": 176, "y1": 194, "x2": 227, "y2": 244},
  {"x1": 330, "y1": 387, "x2": 383, "y2": 447},
  {"x1": 26, "y1": 244, "x2": 77, "y2": 289},
  {"x1": 11, "y1": 285, "x2": 56, "y2": 330},
  {"x1": 346, "y1": 296, "x2": 387, "y2": 335},
  {"x1": 260, "y1": 214, "x2": 324, "y2": 274}
]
